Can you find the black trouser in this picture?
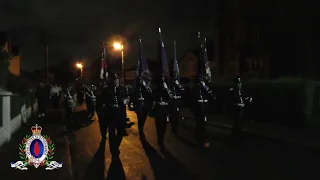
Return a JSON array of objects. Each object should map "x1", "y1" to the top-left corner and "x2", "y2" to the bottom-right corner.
[
  {"x1": 52, "y1": 96, "x2": 60, "y2": 109},
  {"x1": 155, "y1": 105, "x2": 168, "y2": 148},
  {"x1": 86, "y1": 99, "x2": 96, "y2": 118},
  {"x1": 104, "y1": 107, "x2": 125, "y2": 155},
  {"x1": 98, "y1": 108, "x2": 107, "y2": 138},
  {"x1": 37, "y1": 98, "x2": 46, "y2": 114},
  {"x1": 65, "y1": 106, "x2": 75, "y2": 130},
  {"x1": 232, "y1": 107, "x2": 244, "y2": 135},
  {"x1": 135, "y1": 103, "x2": 148, "y2": 135},
  {"x1": 194, "y1": 103, "x2": 207, "y2": 146},
  {"x1": 170, "y1": 103, "x2": 181, "y2": 135},
  {"x1": 194, "y1": 107, "x2": 207, "y2": 145},
  {"x1": 78, "y1": 93, "x2": 84, "y2": 104},
  {"x1": 137, "y1": 110, "x2": 148, "y2": 135}
]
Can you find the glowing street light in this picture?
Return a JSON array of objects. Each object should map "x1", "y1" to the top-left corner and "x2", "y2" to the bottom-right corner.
[
  {"x1": 76, "y1": 63, "x2": 83, "y2": 69},
  {"x1": 113, "y1": 42, "x2": 123, "y2": 51},
  {"x1": 76, "y1": 63, "x2": 83, "y2": 79},
  {"x1": 113, "y1": 42, "x2": 125, "y2": 84}
]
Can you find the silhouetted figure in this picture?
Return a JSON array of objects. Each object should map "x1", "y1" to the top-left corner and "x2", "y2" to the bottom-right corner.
[
  {"x1": 97, "y1": 81, "x2": 108, "y2": 139},
  {"x1": 101, "y1": 72, "x2": 128, "y2": 155},
  {"x1": 169, "y1": 78, "x2": 184, "y2": 136},
  {"x1": 153, "y1": 76, "x2": 173, "y2": 152},
  {"x1": 83, "y1": 85, "x2": 96, "y2": 119},
  {"x1": 229, "y1": 77, "x2": 252, "y2": 136},
  {"x1": 63, "y1": 86, "x2": 76, "y2": 131},
  {"x1": 121, "y1": 84, "x2": 133, "y2": 129},
  {"x1": 192, "y1": 76, "x2": 213, "y2": 148},
  {"x1": 169, "y1": 40, "x2": 185, "y2": 136},
  {"x1": 133, "y1": 76, "x2": 153, "y2": 139},
  {"x1": 76, "y1": 83, "x2": 85, "y2": 105},
  {"x1": 35, "y1": 82, "x2": 47, "y2": 118}
]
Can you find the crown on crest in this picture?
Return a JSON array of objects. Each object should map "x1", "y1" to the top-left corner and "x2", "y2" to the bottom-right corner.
[{"x1": 31, "y1": 124, "x2": 42, "y2": 134}]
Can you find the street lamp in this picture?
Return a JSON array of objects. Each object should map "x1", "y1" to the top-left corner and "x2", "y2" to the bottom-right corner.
[
  {"x1": 76, "y1": 63, "x2": 83, "y2": 79},
  {"x1": 113, "y1": 42, "x2": 125, "y2": 84}
]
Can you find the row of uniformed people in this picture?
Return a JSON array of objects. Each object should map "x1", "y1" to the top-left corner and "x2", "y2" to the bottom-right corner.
[{"x1": 95, "y1": 71, "x2": 215, "y2": 154}]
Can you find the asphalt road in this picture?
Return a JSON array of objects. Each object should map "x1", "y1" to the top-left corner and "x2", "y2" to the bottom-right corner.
[{"x1": 68, "y1": 109, "x2": 320, "y2": 180}]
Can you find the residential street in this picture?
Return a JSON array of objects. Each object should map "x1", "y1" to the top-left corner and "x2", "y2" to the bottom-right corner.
[{"x1": 68, "y1": 109, "x2": 320, "y2": 180}]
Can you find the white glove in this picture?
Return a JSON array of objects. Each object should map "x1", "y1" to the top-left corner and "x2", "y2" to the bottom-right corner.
[
  {"x1": 123, "y1": 99, "x2": 129, "y2": 105},
  {"x1": 237, "y1": 103, "x2": 245, "y2": 107},
  {"x1": 163, "y1": 82, "x2": 168, "y2": 89}
]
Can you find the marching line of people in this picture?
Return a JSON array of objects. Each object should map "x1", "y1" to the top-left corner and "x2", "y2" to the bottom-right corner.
[{"x1": 55, "y1": 29, "x2": 253, "y2": 157}]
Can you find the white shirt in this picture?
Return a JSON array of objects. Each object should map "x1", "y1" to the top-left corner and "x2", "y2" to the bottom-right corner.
[{"x1": 51, "y1": 86, "x2": 62, "y2": 96}]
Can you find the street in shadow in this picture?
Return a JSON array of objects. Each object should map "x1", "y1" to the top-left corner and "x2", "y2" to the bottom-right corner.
[
  {"x1": 80, "y1": 141, "x2": 106, "y2": 180},
  {"x1": 67, "y1": 110, "x2": 95, "y2": 132},
  {"x1": 140, "y1": 139, "x2": 196, "y2": 180},
  {"x1": 105, "y1": 130, "x2": 126, "y2": 180}
]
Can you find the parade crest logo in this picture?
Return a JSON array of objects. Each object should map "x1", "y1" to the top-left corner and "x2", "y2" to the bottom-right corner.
[{"x1": 10, "y1": 124, "x2": 63, "y2": 170}]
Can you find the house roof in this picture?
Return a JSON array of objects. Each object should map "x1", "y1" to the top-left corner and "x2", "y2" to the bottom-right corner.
[{"x1": 179, "y1": 39, "x2": 214, "y2": 62}]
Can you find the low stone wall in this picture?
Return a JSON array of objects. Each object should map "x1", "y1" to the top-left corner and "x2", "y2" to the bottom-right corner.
[{"x1": 0, "y1": 88, "x2": 37, "y2": 147}]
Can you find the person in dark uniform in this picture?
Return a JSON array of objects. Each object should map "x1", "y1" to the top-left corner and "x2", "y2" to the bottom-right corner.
[
  {"x1": 121, "y1": 85, "x2": 134, "y2": 129},
  {"x1": 83, "y1": 85, "x2": 96, "y2": 119},
  {"x1": 76, "y1": 83, "x2": 85, "y2": 105},
  {"x1": 153, "y1": 76, "x2": 173, "y2": 152},
  {"x1": 193, "y1": 75, "x2": 213, "y2": 148},
  {"x1": 96, "y1": 80, "x2": 108, "y2": 140},
  {"x1": 169, "y1": 78, "x2": 184, "y2": 136},
  {"x1": 101, "y1": 72, "x2": 129, "y2": 155},
  {"x1": 63, "y1": 86, "x2": 76, "y2": 131},
  {"x1": 229, "y1": 77, "x2": 252, "y2": 136},
  {"x1": 133, "y1": 74, "x2": 153, "y2": 139}
]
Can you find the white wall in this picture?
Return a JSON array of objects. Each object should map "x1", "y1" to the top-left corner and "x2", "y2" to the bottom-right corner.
[{"x1": 0, "y1": 89, "x2": 37, "y2": 147}]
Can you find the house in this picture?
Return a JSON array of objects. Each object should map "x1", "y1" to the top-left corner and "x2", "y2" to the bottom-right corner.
[
  {"x1": 179, "y1": 40, "x2": 216, "y2": 80},
  {"x1": 0, "y1": 32, "x2": 37, "y2": 147}
]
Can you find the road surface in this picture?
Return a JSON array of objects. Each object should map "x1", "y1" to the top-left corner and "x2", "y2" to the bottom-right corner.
[{"x1": 68, "y1": 109, "x2": 320, "y2": 180}]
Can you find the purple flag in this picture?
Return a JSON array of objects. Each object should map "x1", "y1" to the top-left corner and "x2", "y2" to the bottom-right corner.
[
  {"x1": 136, "y1": 37, "x2": 150, "y2": 79},
  {"x1": 158, "y1": 28, "x2": 169, "y2": 77},
  {"x1": 202, "y1": 38, "x2": 212, "y2": 81}
]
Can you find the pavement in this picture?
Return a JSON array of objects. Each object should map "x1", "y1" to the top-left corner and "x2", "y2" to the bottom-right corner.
[
  {"x1": 0, "y1": 109, "x2": 73, "y2": 180},
  {"x1": 180, "y1": 108, "x2": 320, "y2": 150}
]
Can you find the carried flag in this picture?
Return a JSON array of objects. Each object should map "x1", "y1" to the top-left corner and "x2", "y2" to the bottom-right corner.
[
  {"x1": 158, "y1": 28, "x2": 169, "y2": 78},
  {"x1": 136, "y1": 37, "x2": 150, "y2": 79},
  {"x1": 196, "y1": 32, "x2": 204, "y2": 79},
  {"x1": 171, "y1": 40, "x2": 180, "y2": 80},
  {"x1": 100, "y1": 42, "x2": 106, "y2": 79},
  {"x1": 202, "y1": 38, "x2": 212, "y2": 82}
]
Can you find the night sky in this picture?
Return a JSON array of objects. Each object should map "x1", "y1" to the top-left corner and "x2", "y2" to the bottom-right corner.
[{"x1": 0, "y1": 0, "x2": 218, "y2": 71}]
